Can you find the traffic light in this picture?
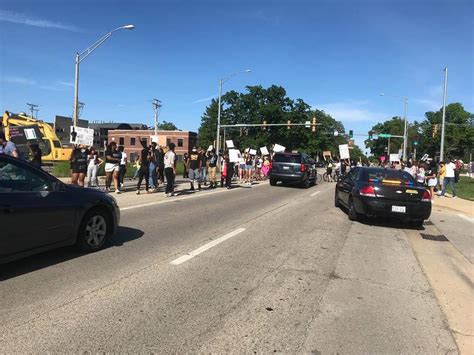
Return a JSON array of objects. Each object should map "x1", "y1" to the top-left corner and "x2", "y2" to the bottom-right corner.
[
  {"x1": 312, "y1": 117, "x2": 316, "y2": 133},
  {"x1": 287, "y1": 120, "x2": 291, "y2": 129},
  {"x1": 262, "y1": 120, "x2": 267, "y2": 130},
  {"x1": 349, "y1": 130, "x2": 353, "y2": 138},
  {"x1": 368, "y1": 130, "x2": 373, "y2": 140},
  {"x1": 413, "y1": 135, "x2": 419, "y2": 146}
]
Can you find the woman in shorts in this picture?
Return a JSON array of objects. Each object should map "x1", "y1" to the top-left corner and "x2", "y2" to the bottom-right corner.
[
  {"x1": 245, "y1": 153, "x2": 253, "y2": 186},
  {"x1": 70, "y1": 144, "x2": 89, "y2": 186},
  {"x1": 105, "y1": 141, "x2": 122, "y2": 193}
]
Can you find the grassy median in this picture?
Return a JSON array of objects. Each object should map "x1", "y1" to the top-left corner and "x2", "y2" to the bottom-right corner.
[{"x1": 455, "y1": 176, "x2": 474, "y2": 201}]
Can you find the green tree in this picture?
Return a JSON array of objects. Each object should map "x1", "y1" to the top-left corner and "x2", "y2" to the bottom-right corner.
[
  {"x1": 158, "y1": 121, "x2": 178, "y2": 131},
  {"x1": 417, "y1": 103, "x2": 473, "y2": 160},
  {"x1": 198, "y1": 85, "x2": 361, "y2": 160}
]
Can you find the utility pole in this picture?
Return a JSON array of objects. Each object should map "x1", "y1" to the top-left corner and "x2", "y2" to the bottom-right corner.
[
  {"x1": 387, "y1": 136, "x2": 391, "y2": 157},
  {"x1": 440, "y1": 67, "x2": 448, "y2": 162},
  {"x1": 216, "y1": 78, "x2": 223, "y2": 169},
  {"x1": 402, "y1": 98, "x2": 408, "y2": 162},
  {"x1": 152, "y1": 99, "x2": 162, "y2": 136},
  {"x1": 26, "y1": 103, "x2": 39, "y2": 119}
]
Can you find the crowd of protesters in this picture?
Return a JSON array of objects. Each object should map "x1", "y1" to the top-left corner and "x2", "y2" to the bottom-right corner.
[
  {"x1": 1, "y1": 130, "x2": 472, "y2": 201},
  {"x1": 323, "y1": 155, "x2": 468, "y2": 200}
]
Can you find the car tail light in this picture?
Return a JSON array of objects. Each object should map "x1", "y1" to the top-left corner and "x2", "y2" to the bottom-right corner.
[
  {"x1": 269, "y1": 162, "x2": 273, "y2": 171},
  {"x1": 359, "y1": 185, "x2": 376, "y2": 197},
  {"x1": 422, "y1": 190, "x2": 431, "y2": 202},
  {"x1": 300, "y1": 164, "x2": 306, "y2": 172}
]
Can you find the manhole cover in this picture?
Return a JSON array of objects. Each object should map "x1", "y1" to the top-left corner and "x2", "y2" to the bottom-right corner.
[
  {"x1": 423, "y1": 221, "x2": 434, "y2": 226},
  {"x1": 420, "y1": 233, "x2": 449, "y2": 242}
]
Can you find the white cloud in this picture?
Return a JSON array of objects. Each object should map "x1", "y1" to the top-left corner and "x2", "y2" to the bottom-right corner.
[
  {"x1": 57, "y1": 81, "x2": 74, "y2": 87},
  {"x1": 316, "y1": 101, "x2": 387, "y2": 123},
  {"x1": 0, "y1": 10, "x2": 82, "y2": 32},
  {"x1": 192, "y1": 95, "x2": 216, "y2": 104},
  {"x1": 2, "y1": 76, "x2": 36, "y2": 85}
]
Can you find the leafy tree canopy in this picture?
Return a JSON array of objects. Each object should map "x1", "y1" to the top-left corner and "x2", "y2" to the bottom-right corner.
[
  {"x1": 365, "y1": 103, "x2": 473, "y2": 161},
  {"x1": 198, "y1": 85, "x2": 363, "y2": 160},
  {"x1": 158, "y1": 121, "x2": 178, "y2": 131}
]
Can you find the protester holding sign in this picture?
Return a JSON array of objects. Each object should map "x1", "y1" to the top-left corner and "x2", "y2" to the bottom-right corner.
[
  {"x1": 70, "y1": 145, "x2": 89, "y2": 187},
  {"x1": 207, "y1": 150, "x2": 218, "y2": 188}
]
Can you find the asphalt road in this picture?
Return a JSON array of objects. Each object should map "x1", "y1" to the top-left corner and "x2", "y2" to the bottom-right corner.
[{"x1": 0, "y1": 180, "x2": 458, "y2": 353}]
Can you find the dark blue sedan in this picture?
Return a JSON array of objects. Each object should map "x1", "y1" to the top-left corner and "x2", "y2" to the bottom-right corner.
[{"x1": 0, "y1": 155, "x2": 120, "y2": 263}]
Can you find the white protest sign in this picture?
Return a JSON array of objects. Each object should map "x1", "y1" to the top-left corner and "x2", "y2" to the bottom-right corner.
[
  {"x1": 24, "y1": 128, "x2": 37, "y2": 140},
  {"x1": 151, "y1": 135, "x2": 159, "y2": 143},
  {"x1": 226, "y1": 140, "x2": 234, "y2": 148},
  {"x1": 273, "y1": 144, "x2": 286, "y2": 153},
  {"x1": 244, "y1": 147, "x2": 250, "y2": 153},
  {"x1": 229, "y1": 149, "x2": 242, "y2": 163},
  {"x1": 207, "y1": 145, "x2": 214, "y2": 151},
  {"x1": 339, "y1": 144, "x2": 350, "y2": 160},
  {"x1": 249, "y1": 149, "x2": 257, "y2": 155},
  {"x1": 390, "y1": 153, "x2": 400, "y2": 162},
  {"x1": 70, "y1": 126, "x2": 94, "y2": 146},
  {"x1": 260, "y1": 146, "x2": 269, "y2": 155}
]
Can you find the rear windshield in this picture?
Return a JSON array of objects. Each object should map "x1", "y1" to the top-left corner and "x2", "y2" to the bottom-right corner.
[
  {"x1": 273, "y1": 154, "x2": 301, "y2": 163},
  {"x1": 361, "y1": 169, "x2": 416, "y2": 186}
]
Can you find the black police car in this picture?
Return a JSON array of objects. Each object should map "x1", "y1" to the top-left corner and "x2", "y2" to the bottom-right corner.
[
  {"x1": 0, "y1": 155, "x2": 120, "y2": 263},
  {"x1": 269, "y1": 152, "x2": 317, "y2": 188},
  {"x1": 335, "y1": 166, "x2": 431, "y2": 226}
]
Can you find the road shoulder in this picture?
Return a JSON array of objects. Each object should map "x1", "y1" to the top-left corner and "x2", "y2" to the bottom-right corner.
[
  {"x1": 303, "y1": 220, "x2": 458, "y2": 353},
  {"x1": 406, "y1": 224, "x2": 474, "y2": 354}
]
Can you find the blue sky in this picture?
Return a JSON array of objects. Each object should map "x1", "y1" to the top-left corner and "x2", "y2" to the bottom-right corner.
[{"x1": 1, "y1": 0, "x2": 472, "y2": 150}]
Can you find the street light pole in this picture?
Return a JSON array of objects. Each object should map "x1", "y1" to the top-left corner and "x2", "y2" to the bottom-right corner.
[
  {"x1": 216, "y1": 78, "x2": 223, "y2": 166},
  {"x1": 440, "y1": 67, "x2": 448, "y2": 162},
  {"x1": 402, "y1": 97, "x2": 408, "y2": 162},
  {"x1": 73, "y1": 53, "x2": 80, "y2": 127},
  {"x1": 72, "y1": 24, "x2": 135, "y2": 128}
]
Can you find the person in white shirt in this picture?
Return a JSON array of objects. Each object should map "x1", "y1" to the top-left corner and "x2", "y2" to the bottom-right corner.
[
  {"x1": 440, "y1": 159, "x2": 457, "y2": 198},
  {"x1": 164, "y1": 143, "x2": 176, "y2": 197},
  {"x1": 118, "y1": 146, "x2": 128, "y2": 188}
]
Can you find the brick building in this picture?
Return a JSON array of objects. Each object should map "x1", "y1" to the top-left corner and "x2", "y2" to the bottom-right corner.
[{"x1": 107, "y1": 129, "x2": 198, "y2": 162}]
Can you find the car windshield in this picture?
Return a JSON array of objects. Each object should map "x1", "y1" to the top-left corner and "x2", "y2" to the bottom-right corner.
[
  {"x1": 362, "y1": 168, "x2": 417, "y2": 186},
  {"x1": 273, "y1": 154, "x2": 301, "y2": 163}
]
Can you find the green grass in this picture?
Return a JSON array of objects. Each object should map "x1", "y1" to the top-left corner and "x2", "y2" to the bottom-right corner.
[{"x1": 456, "y1": 176, "x2": 474, "y2": 201}]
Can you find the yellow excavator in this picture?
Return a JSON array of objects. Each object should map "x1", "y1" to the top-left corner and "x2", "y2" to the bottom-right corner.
[{"x1": 0, "y1": 111, "x2": 72, "y2": 162}]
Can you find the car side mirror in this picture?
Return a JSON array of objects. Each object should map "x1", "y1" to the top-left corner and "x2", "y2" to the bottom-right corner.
[{"x1": 52, "y1": 180, "x2": 65, "y2": 192}]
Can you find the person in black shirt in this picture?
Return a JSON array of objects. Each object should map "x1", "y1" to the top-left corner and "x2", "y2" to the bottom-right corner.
[
  {"x1": 70, "y1": 144, "x2": 89, "y2": 186},
  {"x1": 136, "y1": 141, "x2": 151, "y2": 194},
  {"x1": 199, "y1": 148, "x2": 208, "y2": 186},
  {"x1": 105, "y1": 141, "x2": 121, "y2": 193},
  {"x1": 29, "y1": 143, "x2": 42, "y2": 169},
  {"x1": 157, "y1": 146, "x2": 165, "y2": 184},
  {"x1": 208, "y1": 150, "x2": 218, "y2": 188},
  {"x1": 187, "y1": 147, "x2": 201, "y2": 190},
  {"x1": 183, "y1": 153, "x2": 189, "y2": 178}
]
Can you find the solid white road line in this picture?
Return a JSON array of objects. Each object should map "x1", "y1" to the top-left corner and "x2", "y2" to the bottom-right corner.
[
  {"x1": 457, "y1": 213, "x2": 474, "y2": 224},
  {"x1": 310, "y1": 190, "x2": 321, "y2": 197},
  {"x1": 170, "y1": 228, "x2": 246, "y2": 265},
  {"x1": 121, "y1": 182, "x2": 268, "y2": 211}
]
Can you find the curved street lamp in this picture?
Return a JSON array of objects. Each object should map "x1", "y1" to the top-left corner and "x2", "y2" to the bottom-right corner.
[
  {"x1": 73, "y1": 25, "x2": 135, "y2": 127},
  {"x1": 379, "y1": 93, "x2": 409, "y2": 162}
]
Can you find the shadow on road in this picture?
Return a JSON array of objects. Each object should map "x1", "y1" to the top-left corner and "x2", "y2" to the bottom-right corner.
[{"x1": 0, "y1": 226, "x2": 144, "y2": 281}]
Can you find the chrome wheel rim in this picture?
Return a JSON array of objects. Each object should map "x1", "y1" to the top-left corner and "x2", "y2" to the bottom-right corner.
[{"x1": 85, "y1": 215, "x2": 107, "y2": 246}]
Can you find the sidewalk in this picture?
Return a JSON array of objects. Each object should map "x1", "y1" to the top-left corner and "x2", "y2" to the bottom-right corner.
[{"x1": 432, "y1": 195, "x2": 474, "y2": 217}]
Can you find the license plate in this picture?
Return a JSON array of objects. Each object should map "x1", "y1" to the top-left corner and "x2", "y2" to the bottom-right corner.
[
  {"x1": 392, "y1": 205, "x2": 406, "y2": 213},
  {"x1": 283, "y1": 166, "x2": 290, "y2": 170}
]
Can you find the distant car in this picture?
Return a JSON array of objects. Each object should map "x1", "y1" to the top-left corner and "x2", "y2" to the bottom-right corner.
[
  {"x1": 314, "y1": 161, "x2": 325, "y2": 168},
  {"x1": 0, "y1": 155, "x2": 120, "y2": 264},
  {"x1": 269, "y1": 152, "x2": 317, "y2": 188},
  {"x1": 335, "y1": 166, "x2": 431, "y2": 226}
]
